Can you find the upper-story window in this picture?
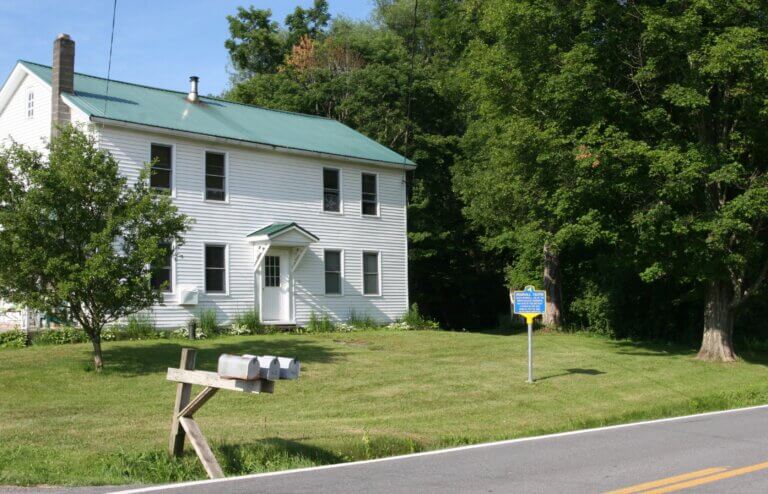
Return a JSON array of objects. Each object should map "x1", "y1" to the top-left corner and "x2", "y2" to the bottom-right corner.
[
  {"x1": 323, "y1": 168, "x2": 341, "y2": 212},
  {"x1": 150, "y1": 144, "x2": 173, "y2": 192},
  {"x1": 362, "y1": 173, "x2": 378, "y2": 216},
  {"x1": 25, "y1": 89, "x2": 34, "y2": 119},
  {"x1": 205, "y1": 151, "x2": 226, "y2": 201}
]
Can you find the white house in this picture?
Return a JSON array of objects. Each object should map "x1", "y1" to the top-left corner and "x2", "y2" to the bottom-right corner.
[{"x1": 0, "y1": 34, "x2": 415, "y2": 329}]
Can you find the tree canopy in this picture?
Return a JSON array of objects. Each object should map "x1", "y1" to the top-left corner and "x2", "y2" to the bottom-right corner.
[
  {"x1": 225, "y1": 0, "x2": 508, "y2": 328},
  {"x1": 223, "y1": 0, "x2": 768, "y2": 359},
  {"x1": 0, "y1": 127, "x2": 190, "y2": 369}
]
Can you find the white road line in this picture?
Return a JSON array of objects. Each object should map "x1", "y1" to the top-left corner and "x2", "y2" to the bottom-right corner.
[{"x1": 112, "y1": 404, "x2": 768, "y2": 494}]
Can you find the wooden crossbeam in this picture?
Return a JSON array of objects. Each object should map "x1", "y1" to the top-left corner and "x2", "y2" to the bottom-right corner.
[
  {"x1": 166, "y1": 368, "x2": 274, "y2": 394},
  {"x1": 177, "y1": 386, "x2": 218, "y2": 418},
  {"x1": 167, "y1": 348, "x2": 278, "y2": 479},
  {"x1": 169, "y1": 348, "x2": 196, "y2": 457},
  {"x1": 180, "y1": 417, "x2": 225, "y2": 479}
]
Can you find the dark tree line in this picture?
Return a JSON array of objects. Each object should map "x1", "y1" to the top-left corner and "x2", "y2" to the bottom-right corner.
[{"x1": 223, "y1": 0, "x2": 768, "y2": 361}]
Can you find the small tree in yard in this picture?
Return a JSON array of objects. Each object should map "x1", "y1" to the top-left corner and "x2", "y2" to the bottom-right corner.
[{"x1": 0, "y1": 126, "x2": 189, "y2": 370}]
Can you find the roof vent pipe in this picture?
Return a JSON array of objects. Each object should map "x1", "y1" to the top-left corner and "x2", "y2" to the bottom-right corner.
[{"x1": 187, "y1": 76, "x2": 199, "y2": 103}]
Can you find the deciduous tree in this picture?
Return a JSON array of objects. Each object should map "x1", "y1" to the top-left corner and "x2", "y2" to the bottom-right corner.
[
  {"x1": 630, "y1": 1, "x2": 768, "y2": 361},
  {"x1": 0, "y1": 127, "x2": 189, "y2": 370}
]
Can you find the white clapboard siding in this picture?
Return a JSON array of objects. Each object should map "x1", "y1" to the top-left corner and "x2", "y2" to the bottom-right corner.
[
  {"x1": 0, "y1": 73, "x2": 52, "y2": 152},
  {"x1": 97, "y1": 125, "x2": 409, "y2": 328},
  {"x1": 0, "y1": 74, "x2": 410, "y2": 329},
  {"x1": 0, "y1": 71, "x2": 92, "y2": 152}
]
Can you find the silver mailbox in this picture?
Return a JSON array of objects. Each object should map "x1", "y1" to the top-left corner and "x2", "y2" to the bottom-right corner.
[{"x1": 217, "y1": 354, "x2": 260, "y2": 380}]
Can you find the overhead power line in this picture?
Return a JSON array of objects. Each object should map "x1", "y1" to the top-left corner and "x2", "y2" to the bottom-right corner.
[
  {"x1": 404, "y1": 0, "x2": 419, "y2": 167},
  {"x1": 104, "y1": 0, "x2": 118, "y2": 116}
]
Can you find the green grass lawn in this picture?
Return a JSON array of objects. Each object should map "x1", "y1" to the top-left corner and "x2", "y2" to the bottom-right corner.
[{"x1": 1, "y1": 329, "x2": 767, "y2": 486}]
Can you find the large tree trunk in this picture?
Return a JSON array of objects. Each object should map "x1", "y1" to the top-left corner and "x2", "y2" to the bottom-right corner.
[
  {"x1": 91, "y1": 333, "x2": 104, "y2": 371},
  {"x1": 697, "y1": 280, "x2": 737, "y2": 362},
  {"x1": 542, "y1": 243, "x2": 563, "y2": 327}
]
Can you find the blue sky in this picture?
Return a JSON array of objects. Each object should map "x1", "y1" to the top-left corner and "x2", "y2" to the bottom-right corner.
[{"x1": 0, "y1": 1, "x2": 374, "y2": 96}]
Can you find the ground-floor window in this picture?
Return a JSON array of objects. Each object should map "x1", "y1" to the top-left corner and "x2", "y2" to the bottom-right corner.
[
  {"x1": 151, "y1": 242, "x2": 173, "y2": 292},
  {"x1": 363, "y1": 251, "x2": 380, "y2": 295},
  {"x1": 205, "y1": 245, "x2": 227, "y2": 293},
  {"x1": 325, "y1": 250, "x2": 342, "y2": 295}
]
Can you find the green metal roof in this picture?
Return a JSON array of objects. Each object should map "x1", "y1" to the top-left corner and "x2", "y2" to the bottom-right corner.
[
  {"x1": 19, "y1": 61, "x2": 415, "y2": 167},
  {"x1": 247, "y1": 222, "x2": 319, "y2": 241}
]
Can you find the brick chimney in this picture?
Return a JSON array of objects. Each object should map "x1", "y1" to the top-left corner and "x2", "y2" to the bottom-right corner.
[{"x1": 51, "y1": 33, "x2": 75, "y2": 138}]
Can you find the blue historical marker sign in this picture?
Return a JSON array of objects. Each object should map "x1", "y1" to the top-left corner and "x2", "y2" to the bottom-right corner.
[
  {"x1": 513, "y1": 286, "x2": 547, "y2": 317},
  {"x1": 511, "y1": 285, "x2": 547, "y2": 384}
]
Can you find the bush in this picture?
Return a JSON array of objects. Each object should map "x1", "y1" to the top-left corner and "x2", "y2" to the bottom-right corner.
[
  {"x1": 32, "y1": 326, "x2": 89, "y2": 345},
  {"x1": 171, "y1": 324, "x2": 207, "y2": 340},
  {"x1": 305, "y1": 311, "x2": 336, "y2": 333},
  {"x1": 346, "y1": 309, "x2": 377, "y2": 329},
  {"x1": 101, "y1": 326, "x2": 118, "y2": 341},
  {"x1": 399, "y1": 304, "x2": 440, "y2": 331},
  {"x1": 225, "y1": 324, "x2": 253, "y2": 336},
  {"x1": 233, "y1": 309, "x2": 264, "y2": 334},
  {"x1": 198, "y1": 309, "x2": 219, "y2": 334},
  {"x1": 569, "y1": 283, "x2": 614, "y2": 335},
  {"x1": 123, "y1": 314, "x2": 157, "y2": 340},
  {"x1": 0, "y1": 329, "x2": 27, "y2": 349}
]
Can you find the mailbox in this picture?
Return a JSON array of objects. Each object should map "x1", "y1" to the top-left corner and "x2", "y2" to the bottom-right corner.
[
  {"x1": 263, "y1": 355, "x2": 301, "y2": 380},
  {"x1": 244, "y1": 354, "x2": 280, "y2": 381},
  {"x1": 217, "y1": 354, "x2": 260, "y2": 380}
]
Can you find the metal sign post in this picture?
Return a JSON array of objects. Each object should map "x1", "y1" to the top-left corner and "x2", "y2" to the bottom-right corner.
[{"x1": 512, "y1": 286, "x2": 547, "y2": 383}]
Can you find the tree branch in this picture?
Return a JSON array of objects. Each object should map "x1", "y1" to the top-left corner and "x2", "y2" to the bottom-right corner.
[{"x1": 734, "y1": 255, "x2": 768, "y2": 308}]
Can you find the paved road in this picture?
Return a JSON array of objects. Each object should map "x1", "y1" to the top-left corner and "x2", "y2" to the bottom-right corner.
[
  {"x1": 0, "y1": 487, "x2": 126, "y2": 494},
  {"x1": 108, "y1": 405, "x2": 768, "y2": 494}
]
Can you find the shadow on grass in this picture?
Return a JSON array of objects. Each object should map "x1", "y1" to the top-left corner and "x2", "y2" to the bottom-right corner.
[
  {"x1": 104, "y1": 435, "x2": 425, "y2": 484},
  {"x1": 469, "y1": 326, "x2": 529, "y2": 337},
  {"x1": 609, "y1": 338, "x2": 768, "y2": 366},
  {"x1": 218, "y1": 438, "x2": 348, "y2": 474},
  {"x1": 537, "y1": 368, "x2": 606, "y2": 381},
  {"x1": 100, "y1": 339, "x2": 340, "y2": 377},
  {"x1": 610, "y1": 339, "x2": 697, "y2": 357}
]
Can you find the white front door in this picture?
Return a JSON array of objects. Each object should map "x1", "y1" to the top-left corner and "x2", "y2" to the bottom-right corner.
[{"x1": 262, "y1": 250, "x2": 290, "y2": 322}]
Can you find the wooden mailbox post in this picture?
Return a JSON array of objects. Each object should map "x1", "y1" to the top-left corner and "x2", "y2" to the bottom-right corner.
[{"x1": 167, "y1": 348, "x2": 275, "y2": 479}]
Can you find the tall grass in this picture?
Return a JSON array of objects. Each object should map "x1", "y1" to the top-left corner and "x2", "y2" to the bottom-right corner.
[
  {"x1": 233, "y1": 309, "x2": 264, "y2": 334},
  {"x1": 0, "y1": 329, "x2": 27, "y2": 349},
  {"x1": 401, "y1": 303, "x2": 440, "y2": 330},
  {"x1": 346, "y1": 309, "x2": 377, "y2": 329},
  {"x1": 306, "y1": 311, "x2": 336, "y2": 333},
  {"x1": 124, "y1": 314, "x2": 156, "y2": 339},
  {"x1": 197, "y1": 309, "x2": 219, "y2": 334},
  {"x1": 31, "y1": 326, "x2": 89, "y2": 345}
]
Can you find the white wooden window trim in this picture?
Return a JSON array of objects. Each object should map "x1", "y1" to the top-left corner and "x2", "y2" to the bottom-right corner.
[
  {"x1": 362, "y1": 250, "x2": 382, "y2": 297},
  {"x1": 322, "y1": 166, "x2": 343, "y2": 215},
  {"x1": 148, "y1": 142, "x2": 176, "y2": 198},
  {"x1": 324, "y1": 248, "x2": 344, "y2": 296},
  {"x1": 202, "y1": 149, "x2": 229, "y2": 204},
  {"x1": 361, "y1": 171, "x2": 380, "y2": 217},
  {"x1": 204, "y1": 243, "x2": 229, "y2": 295},
  {"x1": 402, "y1": 170, "x2": 410, "y2": 309},
  {"x1": 168, "y1": 242, "x2": 177, "y2": 298}
]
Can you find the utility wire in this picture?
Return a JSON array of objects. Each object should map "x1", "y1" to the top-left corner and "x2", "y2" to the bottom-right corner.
[
  {"x1": 104, "y1": 0, "x2": 118, "y2": 116},
  {"x1": 403, "y1": 0, "x2": 419, "y2": 167}
]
